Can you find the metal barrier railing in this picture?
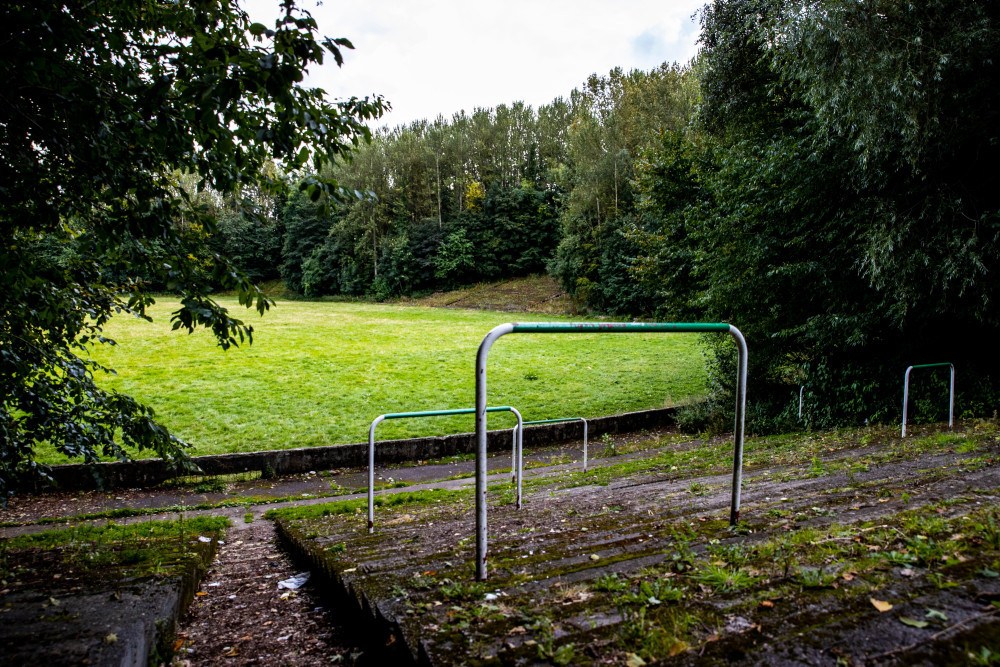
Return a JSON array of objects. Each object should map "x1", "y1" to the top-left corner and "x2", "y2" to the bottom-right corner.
[
  {"x1": 474, "y1": 322, "x2": 748, "y2": 581},
  {"x1": 516, "y1": 417, "x2": 589, "y2": 471},
  {"x1": 368, "y1": 406, "x2": 523, "y2": 533},
  {"x1": 901, "y1": 363, "x2": 955, "y2": 437}
]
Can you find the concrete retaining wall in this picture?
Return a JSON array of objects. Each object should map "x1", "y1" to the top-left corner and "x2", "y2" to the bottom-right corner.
[{"x1": 41, "y1": 407, "x2": 678, "y2": 492}]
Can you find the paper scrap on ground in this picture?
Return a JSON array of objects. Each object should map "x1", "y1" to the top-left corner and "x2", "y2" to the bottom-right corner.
[{"x1": 278, "y1": 572, "x2": 310, "y2": 590}]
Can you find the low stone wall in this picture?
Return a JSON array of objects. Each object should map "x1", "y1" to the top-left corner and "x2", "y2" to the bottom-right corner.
[{"x1": 42, "y1": 407, "x2": 678, "y2": 492}]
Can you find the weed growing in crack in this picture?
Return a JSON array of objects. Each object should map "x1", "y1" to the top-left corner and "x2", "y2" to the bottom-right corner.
[
  {"x1": 693, "y1": 563, "x2": 758, "y2": 594},
  {"x1": 592, "y1": 573, "x2": 630, "y2": 593},
  {"x1": 796, "y1": 566, "x2": 838, "y2": 589},
  {"x1": 905, "y1": 535, "x2": 950, "y2": 567},
  {"x1": 966, "y1": 646, "x2": 1000, "y2": 666},
  {"x1": 926, "y1": 571, "x2": 959, "y2": 589},
  {"x1": 808, "y1": 456, "x2": 827, "y2": 478},
  {"x1": 616, "y1": 578, "x2": 684, "y2": 606},
  {"x1": 601, "y1": 433, "x2": 618, "y2": 457},
  {"x1": 438, "y1": 579, "x2": 488, "y2": 602},
  {"x1": 882, "y1": 550, "x2": 919, "y2": 567},
  {"x1": 687, "y1": 481, "x2": 708, "y2": 496},
  {"x1": 975, "y1": 510, "x2": 1000, "y2": 549},
  {"x1": 529, "y1": 615, "x2": 575, "y2": 666},
  {"x1": 707, "y1": 543, "x2": 754, "y2": 567},
  {"x1": 619, "y1": 606, "x2": 692, "y2": 661},
  {"x1": 758, "y1": 536, "x2": 798, "y2": 578}
]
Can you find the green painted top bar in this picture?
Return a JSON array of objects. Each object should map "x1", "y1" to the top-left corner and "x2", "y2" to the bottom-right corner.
[
  {"x1": 524, "y1": 417, "x2": 584, "y2": 426},
  {"x1": 909, "y1": 363, "x2": 953, "y2": 370},
  {"x1": 510, "y1": 322, "x2": 730, "y2": 334},
  {"x1": 383, "y1": 406, "x2": 513, "y2": 420}
]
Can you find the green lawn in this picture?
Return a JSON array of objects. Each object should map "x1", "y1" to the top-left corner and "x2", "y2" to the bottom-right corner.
[{"x1": 53, "y1": 299, "x2": 710, "y2": 462}]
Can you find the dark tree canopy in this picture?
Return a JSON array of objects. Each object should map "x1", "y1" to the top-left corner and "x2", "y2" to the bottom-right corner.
[
  {"x1": 640, "y1": 0, "x2": 1000, "y2": 430},
  {"x1": 0, "y1": 0, "x2": 384, "y2": 495}
]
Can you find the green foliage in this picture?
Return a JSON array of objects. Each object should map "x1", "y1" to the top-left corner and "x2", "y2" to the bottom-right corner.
[
  {"x1": 591, "y1": 573, "x2": 630, "y2": 593},
  {"x1": 693, "y1": 563, "x2": 757, "y2": 594},
  {"x1": 264, "y1": 488, "x2": 468, "y2": 522},
  {"x1": 0, "y1": 516, "x2": 228, "y2": 582},
  {"x1": 433, "y1": 228, "x2": 477, "y2": 284},
  {"x1": 795, "y1": 566, "x2": 837, "y2": 590},
  {"x1": 0, "y1": 0, "x2": 384, "y2": 496},
  {"x1": 438, "y1": 579, "x2": 488, "y2": 602},
  {"x1": 628, "y1": 0, "x2": 1000, "y2": 431}
]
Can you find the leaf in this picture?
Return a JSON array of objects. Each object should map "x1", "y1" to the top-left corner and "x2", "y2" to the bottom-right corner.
[
  {"x1": 870, "y1": 598, "x2": 893, "y2": 612},
  {"x1": 899, "y1": 617, "x2": 929, "y2": 629},
  {"x1": 626, "y1": 653, "x2": 647, "y2": 667},
  {"x1": 925, "y1": 608, "x2": 948, "y2": 622}
]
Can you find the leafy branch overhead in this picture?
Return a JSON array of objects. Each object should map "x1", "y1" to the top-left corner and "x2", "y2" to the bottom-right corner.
[{"x1": 0, "y1": 0, "x2": 385, "y2": 495}]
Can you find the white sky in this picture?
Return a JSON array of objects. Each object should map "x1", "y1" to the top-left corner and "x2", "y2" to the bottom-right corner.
[{"x1": 244, "y1": 0, "x2": 706, "y2": 128}]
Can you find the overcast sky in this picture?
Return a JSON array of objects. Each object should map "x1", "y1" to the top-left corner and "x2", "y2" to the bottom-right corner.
[{"x1": 245, "y1": 0, "x2": 706, "y2": 128}]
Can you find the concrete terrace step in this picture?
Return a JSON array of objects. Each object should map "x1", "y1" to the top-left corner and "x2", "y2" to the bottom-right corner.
[{"x1": 271, "y1": 422, "x2": 1000, "y2": 666}]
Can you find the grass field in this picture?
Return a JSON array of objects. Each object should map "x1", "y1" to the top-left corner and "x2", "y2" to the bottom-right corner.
[{"x1": 50, "y1": 299, "x2": 711, "y2": 463}]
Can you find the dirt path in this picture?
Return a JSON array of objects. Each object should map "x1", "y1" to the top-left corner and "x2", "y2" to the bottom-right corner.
[{"x1": 172, "y1": 520, "x2": 365, "y2": 666}]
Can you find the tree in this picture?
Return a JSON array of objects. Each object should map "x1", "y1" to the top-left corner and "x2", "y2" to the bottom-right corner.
[
  {"x1": 0, "y1": 0, "x2": 384, "y2": 496},
  {"x1": 685, "y1": 0, "x2": 1000, "y2": 429}
]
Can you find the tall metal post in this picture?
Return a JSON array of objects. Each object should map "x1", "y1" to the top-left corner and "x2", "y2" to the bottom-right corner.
[{"x1": 728, "y1": 324, "x2": 748, "y2": 525}]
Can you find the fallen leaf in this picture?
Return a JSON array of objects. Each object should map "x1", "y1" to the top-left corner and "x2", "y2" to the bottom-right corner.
[
  {"x1": 870, "y1": 598, "x2": 893, "y2": 612},
  {"x1": 104, "y1": 633, "x2": 118, "y2": 645},
  {"x1": 759, "y1": 600, "x2": 775, "y2": 608},
  {"x1": 842, "y1": 572, "x2": 856, "y2": 581},
  {"x1": 899, "y1": 616, "x2": 929, "y2": 629},
  {"x1": 626, "y1": 653, "x2": 647, "y2": 667},
  {"x1": 925, "y1": 609, "x2": 948, "y2": 622},
  {"x1": 590, "y1": 554, "x2": 600, "y2": 561},
  {"x1": 196, "y1": 591, "x2": 208, "y2": 597}
]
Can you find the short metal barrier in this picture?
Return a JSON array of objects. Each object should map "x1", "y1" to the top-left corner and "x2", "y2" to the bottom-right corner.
[
  {"x1": 474, "y1": 322, "x2": 748, "y2": 580},
  {"x1": 516, "y1": 417, "x2": 589, "y2": 471},
  {"x1": 368, "y1": 406, "x2": 523, "y2": 533},
  {"x1": 901, "y1": 363, "x2": 955, "y2": 437}
]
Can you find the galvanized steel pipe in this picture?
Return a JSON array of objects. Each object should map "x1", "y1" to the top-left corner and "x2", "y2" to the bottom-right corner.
[
  {"x1": 368, "y1": 404, "x2": 523, "y2": 534},
  {"x1": 474, "y1": 321, "x2": 748, "y2": 581},
  {"x1": 901, "y1": 363, "x2": 955, "y2": 437}
]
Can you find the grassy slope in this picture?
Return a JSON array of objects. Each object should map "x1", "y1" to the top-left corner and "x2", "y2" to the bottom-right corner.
[{"x1": 58, "y1": 298, "x2": 709, "y2": 462}]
